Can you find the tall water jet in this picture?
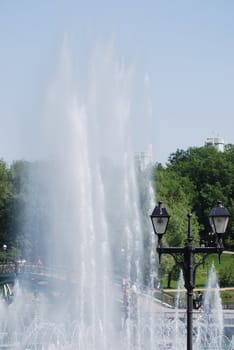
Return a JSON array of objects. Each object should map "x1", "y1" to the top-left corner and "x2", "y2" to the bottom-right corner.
[
  {"x1": 2, "y1": 43, "x2": 149, "y2": 349},
  {"x1": 1, "y1": 42, "x2": 233, "y2": 350},
  {"x1": 175, "y1": 270, "x2": 186, "y2": 310},
  {"x1": 44, "y1": 45, "x2": 138, "y2": 349},
  {"x1": 174, "y1": 269, "x2": 186, "y2": 349},
  {"x1": 195, "y1": 263, "x2": 225, "y2": 349}
]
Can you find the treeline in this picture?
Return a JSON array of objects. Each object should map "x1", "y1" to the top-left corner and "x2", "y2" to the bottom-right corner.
[
  {"x1": 0, "y1": 159, "x2": 26, "y2": 260},
  {"x1": 1, "y1": 144, "x2": 234, "y2": 273},
  {"x1": 152, "y1": 144, "x2": 234, "y2": 250},
  {"x1": 0, "y1": 160, "x2": 49, "y2": 263},
  {"x1": 136, "y1": 144, "x2": 234, "y2": 288}
]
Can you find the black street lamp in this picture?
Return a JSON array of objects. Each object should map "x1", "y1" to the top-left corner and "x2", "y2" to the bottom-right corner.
[{"x1": 150, "y1": 200, "x2": 230, "y2": 350}]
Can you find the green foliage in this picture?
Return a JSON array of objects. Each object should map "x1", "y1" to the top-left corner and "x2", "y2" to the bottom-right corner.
[
  {"x1": 150, "y1": 145, "x2": 234, "y2": 288},
  {"x1": 154, "y1": 146, "x2": 234, "y2": 249},
  {"x1": 0, "y1": 141, "x2": 233, "y2": 290},
  {"x1": 154, "y1": 163, "x2": 200, "y2": 247},
  {"x1": 220, "y1": 290, "x2": 234, "y2": 306},
  {"x1": 219, "y1": 266, "x2": 234, "y2": 287},
  {"x1": 0, "y1": 160, "x2": 13, "y2": 247},
  {"x1": 0, "y1": 159, "x2": 52, "y2": 263}
]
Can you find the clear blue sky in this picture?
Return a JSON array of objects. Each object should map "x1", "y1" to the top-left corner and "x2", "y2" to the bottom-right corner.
[{"x1": 0, "y1": 1, "x2": 234, "y2": 164}]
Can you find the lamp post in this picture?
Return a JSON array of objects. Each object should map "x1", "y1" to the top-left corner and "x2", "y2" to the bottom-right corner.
[{"x1": 150, "y1": 201, "x2": 230, "y2": 350}]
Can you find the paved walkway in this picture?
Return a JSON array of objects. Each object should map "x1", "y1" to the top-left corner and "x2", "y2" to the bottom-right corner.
[{"x1": 163, "y1": 287, "x2": 234, "y2": 292}]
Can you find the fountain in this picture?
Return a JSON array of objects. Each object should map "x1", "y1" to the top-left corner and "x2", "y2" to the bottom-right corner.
[
  {"x1": 3, "y1": 44, "x2": 147, "y2": 349},
  {"x1": 0, "y1": 44, "x2": 233, "y2": 349},
  {"x1": 194, "y1": 263, "x2": 234, "y2": 350}
]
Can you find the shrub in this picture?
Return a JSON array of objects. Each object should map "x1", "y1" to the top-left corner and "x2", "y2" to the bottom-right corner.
[{"x1": 219, "y1": 266, "x2": 234, "y2": 287}]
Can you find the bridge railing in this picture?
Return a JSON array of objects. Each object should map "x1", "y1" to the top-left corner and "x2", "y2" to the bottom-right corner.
[
  {"x1": 16, "y1": 264, "x2": 77, "y2": 280},
  {"x1": 0, "y1": 262, "x2": 78, "y2": 283},
  {"x1": 0, "y1": 263, "x2": 16, "y2": 274},
  {"x1": 17, "y1": 263, "x2": 71, "y2": 281}
]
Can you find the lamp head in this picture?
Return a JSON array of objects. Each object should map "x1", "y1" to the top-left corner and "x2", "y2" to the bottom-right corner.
[
  {"x1": 209, "y1": 200, "x2": 230, "y2": 235},
  {"x1": 150, "y1": 201, "x2": 170, "y2": 236}
]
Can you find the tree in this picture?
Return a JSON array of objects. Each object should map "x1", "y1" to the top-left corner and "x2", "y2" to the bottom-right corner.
[
  {"x1": 0, "y1": 160, "x2": 13, "y2": 249},
  {"x1": 154, "y1": 163, "x2": 199, "y2": 247},
  {"x1": 163, "y1": 146, "x2": 234, "y2": 249},
  {"x1": 151, "y1": 145, "x2": 234, "y2": 286}
]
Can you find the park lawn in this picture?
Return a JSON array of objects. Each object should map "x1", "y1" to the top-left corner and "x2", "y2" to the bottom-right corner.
[
  {"x1": 161, "y1": 253, "x2": 233, "y2": 288},
  {"x1": 195, "y1": 253, "x2": 233, "y2": 287},
  {"x1": 161, "y1": 252, "x2": 234, "y2": 306}
]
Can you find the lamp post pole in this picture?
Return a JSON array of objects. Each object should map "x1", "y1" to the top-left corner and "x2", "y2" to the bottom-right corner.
[
  {"x1": 186, "y1": 213, "x2": 194, "y2": 350},
  {"x1": 150, "y1": 201, "x2": 230, "y2": 350}
]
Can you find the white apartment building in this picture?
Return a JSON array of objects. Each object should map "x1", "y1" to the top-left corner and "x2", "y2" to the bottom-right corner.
[{"x1": 205, "y1": 137, "x2": 225, "y2": 152}]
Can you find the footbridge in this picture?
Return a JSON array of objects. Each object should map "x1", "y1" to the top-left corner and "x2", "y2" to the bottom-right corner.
[{"x1": 0, "y1": 262, "x2": 73, "y2": 302}]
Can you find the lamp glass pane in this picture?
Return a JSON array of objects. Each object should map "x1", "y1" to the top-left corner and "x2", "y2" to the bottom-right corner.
[
  {"x1": 213, "y1": 216, "x2": 229, "y2": 234},
  {"x1": 152, "y1": 217, "x2": 168, "y2": 234},
  {"x1": 209, "y1": 217, "x2": 215, "y2": 233}
]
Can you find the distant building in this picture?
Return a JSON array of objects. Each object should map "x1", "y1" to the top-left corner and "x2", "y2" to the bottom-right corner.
[
  {"x1": 205, "y1": 137, "x2": 225, "y2": 152},
  {"x1": 134, "y1": 144, "x2": 153, "y2": 171}
]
